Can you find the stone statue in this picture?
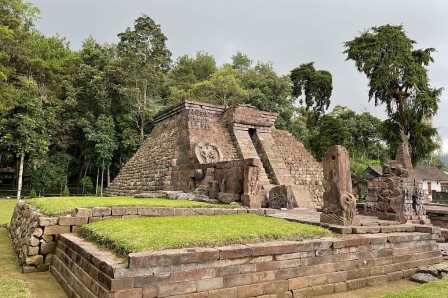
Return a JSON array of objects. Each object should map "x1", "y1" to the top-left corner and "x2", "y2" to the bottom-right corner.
[{"x1": 320, "y1": 145, "x2": 357, "y2": 226}]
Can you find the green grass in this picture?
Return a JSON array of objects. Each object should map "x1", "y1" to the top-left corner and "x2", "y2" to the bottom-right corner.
[
  {"x1": 0, "y1": 200, "x2": 17, "y2": 225},
  {"x1": 80, "y1": 214, "x2": 332, "y2": 255},
  {"x1": 27, "y1": 196, "x2": 227, "y2": 215},
  {"x1": 383, "y1": 279, "x2": 448, "y2": 298},
  {"x1": 0, "y1": 279, "x2": 28, "y2": 298}
]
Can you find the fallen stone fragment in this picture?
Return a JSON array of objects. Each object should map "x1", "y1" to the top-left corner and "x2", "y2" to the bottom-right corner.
[{"x1": 410, "y1": 273, "x2": 439, "y2": 283}]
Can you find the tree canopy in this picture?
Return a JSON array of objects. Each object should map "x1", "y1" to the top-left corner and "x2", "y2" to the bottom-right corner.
[{"x1": 344, "y1": 25, "x2": 442, "y2": 164}]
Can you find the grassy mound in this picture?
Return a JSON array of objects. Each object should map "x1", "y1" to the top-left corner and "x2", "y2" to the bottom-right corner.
[
  {"x1": 28, "y1": 196, "x2": 227, "y2": 215},
  {"x1": 383, "y1": 279, "x2": 448, "y2": 298},
  {"x1": 80, "y1": 214, "x2": 332, "y2": 255},
  {"x1": 0, "y1": 279, "x2": 28, "y2": 298},
  {"x1": 0, "y1": 200, "x2": 17, "y2": 225}
]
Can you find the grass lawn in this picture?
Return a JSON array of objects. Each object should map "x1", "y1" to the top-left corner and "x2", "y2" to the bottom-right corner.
[
  {"x1": 27, "y1": 196, "x2": 227, "y2": 215},
  {"x1": 383, "y1": 279, "x2": 448, "y2": 298},
  {"x1": 0, "y1": 279, "x2": 28, "y2": 298},
  {"x1": 0, "y1": 200, "x2": 17, "y2": 225},
  {"x1": 80, "y1": 214, "x2": 332, "y2": 255}
]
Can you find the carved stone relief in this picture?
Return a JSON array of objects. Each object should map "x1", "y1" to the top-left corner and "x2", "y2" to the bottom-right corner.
[{"x1": 194, "y1": 142, "x2": 222, "y2": 164}]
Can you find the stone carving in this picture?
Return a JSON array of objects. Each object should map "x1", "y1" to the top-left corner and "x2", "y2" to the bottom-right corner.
[
  {"x1": 194, "y1": 142, "x2": 222, "y2": 164},
  {"x1": 370, "y1": 162, "x2": 428, "y2": 223},
  {"x1": 268, "y1": 185, "x2": 296, "y2": 209},
  {"x1": 320, "y1": 145, "x2": 357, "y2": 226}
]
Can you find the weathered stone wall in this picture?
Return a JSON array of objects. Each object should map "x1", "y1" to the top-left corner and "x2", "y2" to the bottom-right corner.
[
  {"x1": 9, "y1": 202, "x2": 69, "y2": 272},
  {"x1": 107, "y1": 115, "x2": 179, "y2": 196},
  {"x1": 108, "y1": 101, "x2": 325, "y2": 207},
  {"x1": 52, "y1": 230, "x2": 441, "y2": 298},
  {"x1": 272, "y1": 130, "x2": 324, "y2": 208},
  {"x1": 8, "y1": 201, "x2": 278, "y2": 273}
]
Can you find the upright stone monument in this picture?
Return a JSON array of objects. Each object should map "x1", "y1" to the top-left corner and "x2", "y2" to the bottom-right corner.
[
  {"x1": 320, "y1": 145, "x2": 357, "y2": 225},
  {"x1": 366, "y1": 134, "x2": 429, "y2": 223}
]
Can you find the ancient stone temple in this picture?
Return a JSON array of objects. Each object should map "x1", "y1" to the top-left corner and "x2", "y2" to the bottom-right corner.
[
  {"x1": 320, "y1": 145, "x2": 357, "y2": 225},
  {"x1": 365, "y1": 137, "x2": 428, "y2": 223},
  {"x1": 107, "y1": 101, "x2": 324, "y2": 208}
]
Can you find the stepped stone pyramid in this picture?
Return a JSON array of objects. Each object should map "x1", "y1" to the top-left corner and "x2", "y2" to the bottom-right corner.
[{"x1": 107, "y1": 101, "x2": 324, "y2": 208}]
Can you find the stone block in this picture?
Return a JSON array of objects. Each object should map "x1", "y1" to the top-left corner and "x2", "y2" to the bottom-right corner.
[
  {"x1": 32, "y1": 228, "x2": 43, "y2": 237},
  {"x1": 40, "y1": 240, "x2": 56, "y2": 254},
  {"x1": 248, "y1": 241, "x2": 300, "y2": 256},
  {"x1": 129, "y1": 247, "x2": 219, "y2": 268},
  {"x1": 333, "y1": 236, "x2": 369, "y2": 248},
  {"x1": 353, "y1": 226, "x2": 381, "y2": 234},
  {"x1": 112, "y1": 288, "x2": 143, "y2": 298},
  {"x1": 138, "y1": 207, "x2": 174, "y2": 216},
  {"x1": 43, "y1": 225, "x2": 70, "y2": 235},
  {"x1": 157, "y1": 281, "x2": 196, "y2": 297},
  {"x1": 39, "y1": 216, "x2": 58, "y2": 226},
  {"x1": 219, "y1": 245, "x2": 252, "y2": 259},
  {"x1": 26, "y1": 255, "x2": 43, "y2": 266},
  {"x1": 92, "y1": 207, "x2": 112, "y2": 217},
  {"x1": 58, "y1": 216, "x2": 88, "y2": 226},
  {"x1": 112, "y1": 207, "x2": 127, "y2": 216},
  {"x1": 71, "y1": 208, "x2": 92, "y2": 217},
  {"x1": 196, "y1": 277, "x2": 223, "y2": 292}
]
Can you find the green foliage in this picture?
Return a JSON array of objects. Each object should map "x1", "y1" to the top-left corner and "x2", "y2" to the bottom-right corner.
[
  {"x1": 80, "y1": 214, "x2": 331, "y2": 255},
  {"x1": 80, "y1": 176, "x2": 94, "y2": 194},
  {"x1": 117, "y1": 15, "x2": 171, "y2": 141},
  {"x1": 290, "y1": 62, "x2": 332, "y2": 125},
  {"x1": 344, "y1": 24, "x2": 442, "y2": 163},
  {"x1": 30, "y1": 152, "x2": 71, "y2": 196},
  {"x1": 29, "y1": 189, "x2": 37, "y2": 198},
  {"x1": 190, "y1": 65, "x2": 248, "y2": 106},
  {"x1": 299, "y1": 106, "x2": 388, "y2": 161},
  {"x1": 84, "y1": 115, "x2": 117, "y2": 168},
  {"x1": 62, "y1": 185, "x2": 70, "y2": 196},
  {"x1": 28, "y1": 196, "x2": 227, "y2": 215}
]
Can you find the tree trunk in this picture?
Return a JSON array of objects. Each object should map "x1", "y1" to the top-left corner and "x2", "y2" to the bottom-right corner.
[
  {"x1": 100, "y1": 160, "x2": 104, "y2": 197},
  {"x1": 107, "y1": 166, "x2": 110, "y2": 187},
  {"x1": 16, "y1": 153, "x2": 24, "y2": 201},
  {"x1": 96, "y1": 168, "x2": 99, "y2": 196}
]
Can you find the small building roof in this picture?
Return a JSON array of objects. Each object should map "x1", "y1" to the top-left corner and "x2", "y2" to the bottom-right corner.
[{"x1": 415, "y1": 166, "x2": 448, "y2": 182}]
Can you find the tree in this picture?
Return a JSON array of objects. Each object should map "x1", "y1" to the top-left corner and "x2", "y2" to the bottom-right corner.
[
  {"x1": 344, "y1": 25, "x2": 442, "y2": 163},
  {"x1": 240, "y1": 62, "x2": 294, "y2": 129},
  {"x1": 232, "y1": 52, "x2": 252, "y2": 73},
  {"x1": 0, "y1": 78, "x2": 52, "y2": 199},
  {"x1": 290, "y1": 62, "x2": 333, "y2": 126},
  {"x1": 166, "y1": 52, "x2": 216, "y2": 104},
  {"x1": 84, "y1": 115, "x2": 117, "y2": 196},
  {"x1": 117, "y1": 15, "x2": 171, "y2": 142},
  {"x1": 190, "y1": 65, "x2": 248, "y2": 106}
]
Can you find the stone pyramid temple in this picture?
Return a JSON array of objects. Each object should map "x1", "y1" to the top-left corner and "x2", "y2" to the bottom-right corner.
[{"x1": 107, "y1": 101, "x2": 324, "y2": 208}]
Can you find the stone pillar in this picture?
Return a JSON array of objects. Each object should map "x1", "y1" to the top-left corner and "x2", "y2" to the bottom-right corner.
[{"x1": 320, "y1": 145, "x2": 357, "y2": 226}]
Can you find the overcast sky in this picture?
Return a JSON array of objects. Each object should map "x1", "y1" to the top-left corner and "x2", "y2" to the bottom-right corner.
[{"x1": 31, "y1": 0, "x2": 448, "y2": 152}]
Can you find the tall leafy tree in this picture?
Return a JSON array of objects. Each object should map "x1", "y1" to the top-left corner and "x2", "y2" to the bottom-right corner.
[
  {"x1": 84, "y1": 115, "x2": 117, "y2": 196},
  {"x1": 117, "y1": 15, "x2": 171, "y2": 142},
  {"x1": 0, "y1": 78, "x2": 53, "y2": 199},
  {"x1": 290, "y1": 62, "x2": 333, "y2": 126},
  {"x1": 344, "y1": 25, "x2": 442, "y2": 163}
]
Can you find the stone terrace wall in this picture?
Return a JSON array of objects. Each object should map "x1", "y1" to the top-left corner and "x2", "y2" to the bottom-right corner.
[
  {"x1": 8, "y1": 201, "x2": 277, "y2": 273},
  {"x1": 272, "y1": 130, "x2": 324, "y2": 208},
  {"x1": 107, "y1": 115, "x2": 179, "y2": 196},
  {"x1": 53, "y1": 231, "x2": 441, "y2": 298}
]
